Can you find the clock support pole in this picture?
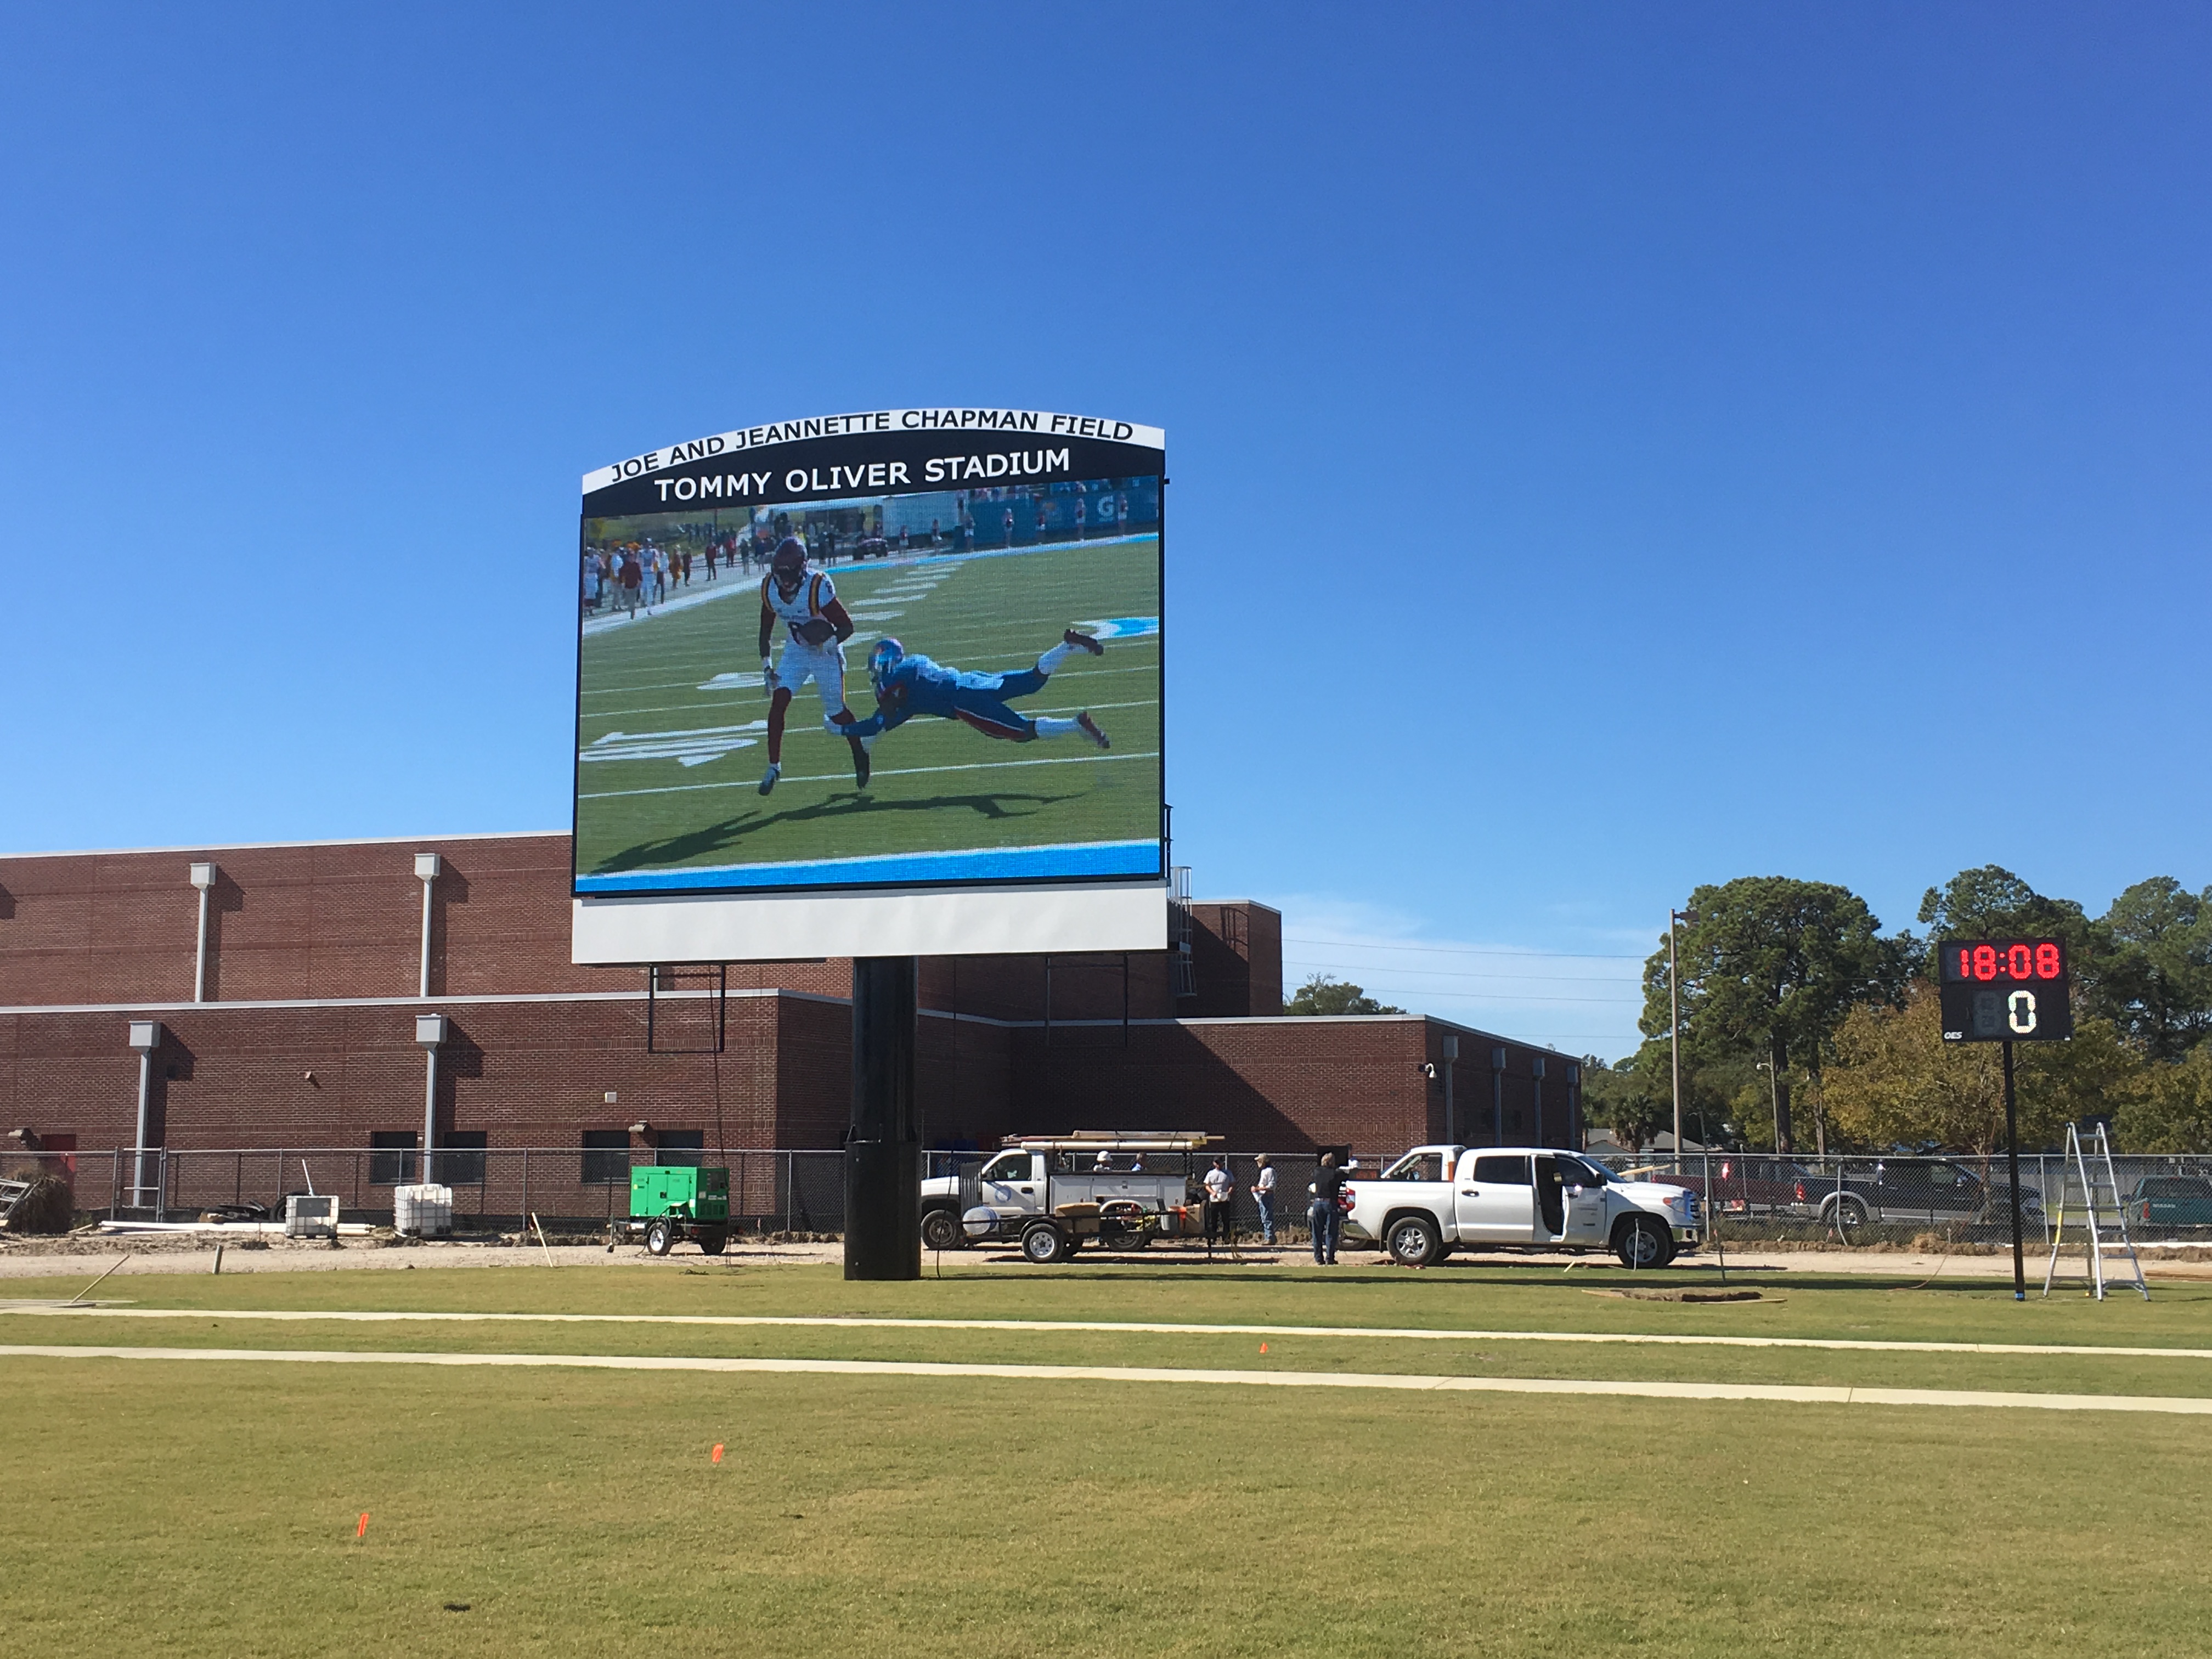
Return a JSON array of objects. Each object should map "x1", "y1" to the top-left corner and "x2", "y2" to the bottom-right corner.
[{"x1": 2002, "y1": 1039, "x2": 2025, "y2": 1301}]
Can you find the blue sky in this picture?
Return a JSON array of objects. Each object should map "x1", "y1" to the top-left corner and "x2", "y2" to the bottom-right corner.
[{"x1": 4, "y1": 4, "x2": 2207, "y2": 1057}]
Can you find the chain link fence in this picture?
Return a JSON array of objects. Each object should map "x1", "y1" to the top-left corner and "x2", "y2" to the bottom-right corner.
[
  {"x1": 1586, "y1": 1149, "x2": 2212, "y2": 1250},
  {"x1": 0, "y1": 1146, "x2": 860, "y2": 1235},
  {"x1": 9, "y1": 1143, "x2": 2208, "y2": 1252}
]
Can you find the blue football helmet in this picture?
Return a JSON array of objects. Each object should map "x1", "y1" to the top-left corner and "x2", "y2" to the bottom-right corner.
[{"x1": 868, "y1": 637, "x2": 905, "y2": 691}]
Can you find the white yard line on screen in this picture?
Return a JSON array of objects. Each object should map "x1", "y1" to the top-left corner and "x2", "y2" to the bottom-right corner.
[
  {"x1": 588, "y1": 697, "x2": 1160, "y2": 724},
  {"x1": 578, "y1": 749, "x2": 1160, "y2": 801}
]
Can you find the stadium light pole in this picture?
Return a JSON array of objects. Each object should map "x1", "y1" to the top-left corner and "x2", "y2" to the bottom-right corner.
[{"x1": 1756, "y1": 1059, "x2": 1781, "y2": 1152}]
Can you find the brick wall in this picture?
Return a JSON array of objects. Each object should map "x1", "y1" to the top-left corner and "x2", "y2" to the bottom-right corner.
[{"x1": 0, "y1": 834, "x2": 1576, "y2": 1169}]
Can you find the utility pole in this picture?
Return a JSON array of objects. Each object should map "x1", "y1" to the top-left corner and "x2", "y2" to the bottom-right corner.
[
  {"x1": 1756, "y1": 1059, "x2": 1781, "y2": 1153},
  {"x1": 1668, "y1": 907, "x2": 1695, "y2": 1173}
]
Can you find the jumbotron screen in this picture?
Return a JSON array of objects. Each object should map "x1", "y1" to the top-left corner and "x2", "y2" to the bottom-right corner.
[{"x1": 572, "y1": 410, "x2": 1164, "y2": 899}]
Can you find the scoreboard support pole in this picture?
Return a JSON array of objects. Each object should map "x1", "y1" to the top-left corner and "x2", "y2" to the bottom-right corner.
[
  {"x1": 846, "y1": 956, "x2": 921, "y2": 1282},
  {"x1": 2002, "y1": 1039, "x2": 2025, "y2": 1301}
]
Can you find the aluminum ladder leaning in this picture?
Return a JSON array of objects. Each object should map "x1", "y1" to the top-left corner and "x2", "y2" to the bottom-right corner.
[{"x1": 2040, "y1": 1122, "x2": 2147, "y2": 1301}]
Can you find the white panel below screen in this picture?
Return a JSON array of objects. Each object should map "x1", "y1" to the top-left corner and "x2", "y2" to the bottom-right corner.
[{"x1": 572, "y1": 882, "x2": 1169, "y2": 963}]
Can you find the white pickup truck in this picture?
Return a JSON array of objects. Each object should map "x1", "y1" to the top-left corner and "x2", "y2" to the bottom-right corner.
[
  {"x1": 1344, "y1": 1145, "x2": 1700, "y2": 1269},
  {"x1": 920, "y1": 1134, "x2": 1215, "y2": 1263}
]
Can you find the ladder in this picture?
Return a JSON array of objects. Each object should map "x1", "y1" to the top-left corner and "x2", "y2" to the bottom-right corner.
[{"x1": 2041, "y1": 1122, "x2": 2148, "y2": 1301}]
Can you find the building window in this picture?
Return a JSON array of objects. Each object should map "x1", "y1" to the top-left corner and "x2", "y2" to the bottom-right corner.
[
  {"x1": 435, "y1": 1131, "x2": 487, "y2": 1188},
  {"x1": 369, "y1": 1131, "x2": 419, "y2": 1186},
  {"x1": 581, "y1": 1130, "x2": 630, "y2": 1186},
  {"x1": 656, "y1": 1130, "x2": 706, "y2": 1167}
]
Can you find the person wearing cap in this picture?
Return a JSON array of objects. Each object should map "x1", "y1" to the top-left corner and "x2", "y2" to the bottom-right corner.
[
  {"x1": 1250, "y1": 1154, "x2": 1277, "y2": 1246},
  {"x1": 1310, "y1": 1152, "x2": 1346, "y2": 1265}
]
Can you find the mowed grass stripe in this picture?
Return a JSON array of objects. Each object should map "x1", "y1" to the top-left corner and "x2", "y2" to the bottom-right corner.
[
  {"x1": 16, "y1": 1313, "x2": 2212, "y2": 1396},
  {"x1": 10, "y1": 1344, "x2": 2212, "y2": 1414},
  {"x1": 22, "y1": 1306, "x2": 2212, "y2": 1361}
]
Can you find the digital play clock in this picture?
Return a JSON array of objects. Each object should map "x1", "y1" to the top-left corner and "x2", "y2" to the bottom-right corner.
[{"x1": 1937, "y1": 937, "x2": 2073, "y2": 1043}]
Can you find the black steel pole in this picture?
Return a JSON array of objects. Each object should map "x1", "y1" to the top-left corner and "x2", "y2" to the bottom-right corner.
[
  {"x1": 2003, "y1": 1039, "x2": 2024, "y2": 1301},
  {"x1": 846, "y1": 956, "x2": 921, "y2": 1280}
]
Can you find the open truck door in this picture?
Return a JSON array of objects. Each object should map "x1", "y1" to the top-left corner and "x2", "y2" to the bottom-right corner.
[{"x1": 1456, "y1": 1152, "x2": 1537, "y2": 1242}]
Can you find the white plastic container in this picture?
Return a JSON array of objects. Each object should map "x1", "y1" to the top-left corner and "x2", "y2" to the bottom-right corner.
[
  {"x1": 284, "y1": 1194, "x2": 340, "y2": 1239},
  {"x1": 392, "y1": 1183, "x2": 453, "y2": 1238}
]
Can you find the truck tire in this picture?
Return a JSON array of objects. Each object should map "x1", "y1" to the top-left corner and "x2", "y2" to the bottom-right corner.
[
  {"x1": 1825, "y1": 1196, "x2": 1870, "y2": 1242},
  {"x1": 1385, "y1": 1212, "x2": 1443, "y2": 1269},
  {"x1": 1021, "y1": 1221, "x2": 1069, "y2": 1265},
  {"x1": 919, "y1": 1207, "x2": 963, "y2": 1251},
  {"x1": 644, "y1": 1219, "x2": 675, "y2": 1257},
  {"x1": 697, "y1": 1228, "x2": 727, "y2": 1256},
  {"x1": 1613, "y1": 1215, "x2": 1673, "y2": 1270}
]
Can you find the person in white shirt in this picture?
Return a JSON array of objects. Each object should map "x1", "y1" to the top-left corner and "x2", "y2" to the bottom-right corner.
[
  {"x1": 1203, "y1": 1156, "x2": 1235, "y2": 1247},
  {"x1": 1251, "y1": 1155, "x2": 1278, "y2": 1245}
]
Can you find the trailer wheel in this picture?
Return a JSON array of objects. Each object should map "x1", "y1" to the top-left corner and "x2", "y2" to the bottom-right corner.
[
  {"x1": 644, "y1": 1219, "x2": 675, "y2": 1257},
  {"x1": 1385, "y1": 1213, "x2": 1443, "y2": 1268},
  {"x1": 1021, "y1": 1222, "x2": 1068, "y2": 1265},
  {"x1": 919, "y1": 1208, "x2": 963, "y2": 1251},
  {"x1": 697, "y1": 1229, "x2": 727, "y2": 1256}
]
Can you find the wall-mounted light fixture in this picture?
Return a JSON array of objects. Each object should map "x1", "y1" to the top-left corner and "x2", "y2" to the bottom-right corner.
[
  {"x1": 413, "y1": 853, "x2": 443, "y2": 998},
  {"x1": 127, "y1": 1019, "x2": 163, "y2": 1207},
  {"x1": 189, "y1": 863, "x2": 216, "y2": 1002}
]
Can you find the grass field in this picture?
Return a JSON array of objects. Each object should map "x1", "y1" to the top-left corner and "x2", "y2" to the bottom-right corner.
[
  {"x1": 6, "y1": 1261, "x2": 2211, "y2": 1657},
  {"x1": 574, "y1": 539, "x2": 1160, "y2": 882}
]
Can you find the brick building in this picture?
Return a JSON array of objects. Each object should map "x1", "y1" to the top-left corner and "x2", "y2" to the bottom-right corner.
[{"x1": 0, "y1": 832, "x2": 1582, "y2": 1215}]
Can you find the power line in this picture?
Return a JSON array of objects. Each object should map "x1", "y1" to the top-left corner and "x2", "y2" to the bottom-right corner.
[
  {"x1": 1283, "y1": 956, "x2": 1640, "y2": 989},
  {"x1": 1284, "y1": 936, "x2": 1646, "y2": 962}
]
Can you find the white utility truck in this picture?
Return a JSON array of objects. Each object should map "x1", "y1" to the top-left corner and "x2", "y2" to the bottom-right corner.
[
  {"x1": 920, "y1": 1133, "x2": 1218, "y2": 1263},
  {"x1": 1344, "y1": 1144, "x2": 1700, "y2": 1269}
]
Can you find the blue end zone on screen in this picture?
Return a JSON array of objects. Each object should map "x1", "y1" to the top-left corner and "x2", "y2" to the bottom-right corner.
[{"x1": 575, "y1": 838, "x2": 1161, "y2": 895}]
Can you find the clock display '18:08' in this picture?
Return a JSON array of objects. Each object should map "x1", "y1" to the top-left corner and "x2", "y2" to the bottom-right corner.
[{"x1": 1945, "y1": 941, "x2": 2063, "y2": 983}]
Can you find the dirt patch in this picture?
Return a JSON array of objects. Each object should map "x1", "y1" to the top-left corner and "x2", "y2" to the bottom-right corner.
[{"x1": 1584, "y1": 1287, "x2": 1768, "y2": 1304}]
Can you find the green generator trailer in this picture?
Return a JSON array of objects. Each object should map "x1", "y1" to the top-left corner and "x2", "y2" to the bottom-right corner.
[{"x1": 624, "y1": 1165, "x2": 731, "y2": 1256}]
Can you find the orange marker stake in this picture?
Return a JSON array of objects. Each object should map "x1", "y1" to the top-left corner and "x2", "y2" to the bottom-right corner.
[
  {"x1": 1259, "y1": 1344, "x2": 1269, "y2": 1355},
  {"x1": 711, "y1": 1443, "x2": 725, "y2": 1464},
  {"x1": 357, "y1": 1513, "x2": 369, "y2": 1538}
]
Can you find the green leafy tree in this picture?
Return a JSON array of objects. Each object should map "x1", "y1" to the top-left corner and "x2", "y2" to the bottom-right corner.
[
  {"x1": 1641, "y1": 877, "x2": 1910, "y2": 1152},
  {"x1": 1581, "y1": 1055, "x2": 1667, "y2": 1152},
  {"x1": 2115, "y1": 1045, "x2": 2212, "y2": 1152},
  {"x1": 1283, "y1": 974, "x2": 1404, "y2": 1016},
  {"x1": 2092, "y1": 878, "x2": 2212, "y2": 1061},
  {"x1": 1824, "y1": 985, "x2": 2142, "y2": 1154},
  {"x1": 1917, "y1": 865, "x2": 2098, "y2": 974}
]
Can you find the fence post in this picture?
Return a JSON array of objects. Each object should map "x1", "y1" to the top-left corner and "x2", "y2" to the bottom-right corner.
[{"x1": 520, "y1": 1148, "x2": 529, "y2": 1235}]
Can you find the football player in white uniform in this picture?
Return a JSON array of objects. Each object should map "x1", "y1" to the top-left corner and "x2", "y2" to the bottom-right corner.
[{"x1": 756, "y1": 537, "x2": 870, "y2": 795}]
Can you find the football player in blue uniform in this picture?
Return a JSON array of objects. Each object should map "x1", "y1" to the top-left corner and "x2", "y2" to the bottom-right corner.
[{"x1": 830, "y1": 630, "x2": 1111, "y2": 752}]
